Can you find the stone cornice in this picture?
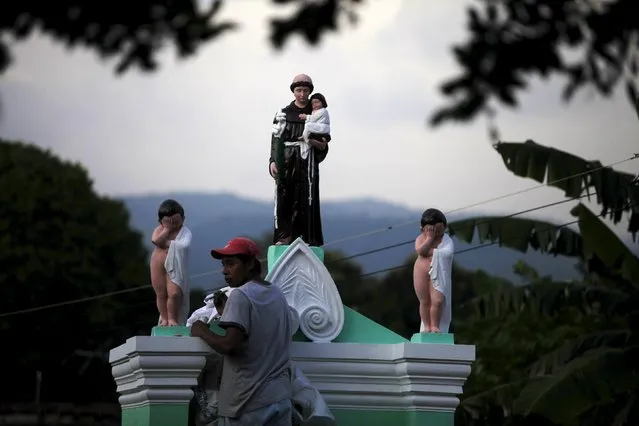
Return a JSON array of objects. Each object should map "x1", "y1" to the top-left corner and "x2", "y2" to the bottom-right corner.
[
  {"x1": 110, "y1": 337, "x2": 475, "y2": 413},
  {"x1": 110, "y1": 336, "x2": 211, "y2": 409},
  {"x1": 291, "y1": 342, "x2": 475, "y2": 412}
]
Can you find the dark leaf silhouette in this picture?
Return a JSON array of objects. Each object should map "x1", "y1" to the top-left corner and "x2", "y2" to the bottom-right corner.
[{"x1": 431, "y1": 0, "x2": 639, "y2": 127}]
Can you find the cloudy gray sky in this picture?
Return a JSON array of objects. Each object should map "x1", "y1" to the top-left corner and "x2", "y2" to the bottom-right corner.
[{"x1": 1, "y1": 0, "x2": 637, "y2": 230}]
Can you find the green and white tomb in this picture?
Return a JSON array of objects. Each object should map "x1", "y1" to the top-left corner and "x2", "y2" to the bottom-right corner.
[{"x1": 110, "y1": 237, "x2": 475, "y2": 426}]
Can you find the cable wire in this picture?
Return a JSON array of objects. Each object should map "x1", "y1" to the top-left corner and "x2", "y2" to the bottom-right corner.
[
  {"x1": 190, "y1": 152, "x2": 639, "y2": 279},
  {"x1": 0, "y1": 155, "x2": 636, "y2": 318},
  {"x1": 321, "y1": 153, "x2": 639, "y2": 248},
  {"x1": 324, "y1": 192, "x2": 591, "y2": 266},
  {"x1": 359, "y1": 202, "x2": 634, "y2": 278}
]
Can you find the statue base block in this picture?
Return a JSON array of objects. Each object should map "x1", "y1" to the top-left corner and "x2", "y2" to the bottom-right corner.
[
  {"x1": 109, "y1": 336, "x2": 210, "y2": 426},
  {"x1": 293, "y1": 341, "x2": 474, "y2": 426},
  {"x1": 410, "y1": 332, "x2": 454, "y2": 344},
  {"x1": 151, "y1": 326, "x2": 190, "y2": 337}
]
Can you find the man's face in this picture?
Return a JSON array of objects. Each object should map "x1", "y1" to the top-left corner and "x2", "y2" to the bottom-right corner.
[
  {"x1": 294, "y1": 86, "x2": 310, "y2": 104},
  {"x1": 221, "y1": 256, "x2": 251, "y2": 287}
]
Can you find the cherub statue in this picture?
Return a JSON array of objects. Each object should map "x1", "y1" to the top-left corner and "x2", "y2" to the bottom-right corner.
[
  {"x1": 150, "y1": 199, "x2": 192, "y2": 326},
  {"x1": 413, "y1": 208, "x2": 454, "y2": 333}
]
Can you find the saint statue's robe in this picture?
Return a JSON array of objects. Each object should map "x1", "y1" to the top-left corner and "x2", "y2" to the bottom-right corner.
[{"x1": 270, "y1": 101, "x2": 330, "y2": 246}]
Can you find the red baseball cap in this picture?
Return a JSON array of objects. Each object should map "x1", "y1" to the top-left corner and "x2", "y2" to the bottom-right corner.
[{"x1": 210, "y1": 237, "x2": 260, "y2": 259}]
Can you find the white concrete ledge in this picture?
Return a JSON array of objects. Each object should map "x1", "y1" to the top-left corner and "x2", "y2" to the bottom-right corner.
[
  {"x1": 110, "y1": 336, "x2": 211, "y2": 409},
  {"x1": 291, "y1": 342, "x2": 475, "y2": 412},
  {"x1": 110, "y1": 337, "x2": 475, "y2": 413}
]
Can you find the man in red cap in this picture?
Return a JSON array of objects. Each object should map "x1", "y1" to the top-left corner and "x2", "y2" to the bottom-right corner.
[{"x1": 191, "y1": 237, "x2": 294, "y2": 426}]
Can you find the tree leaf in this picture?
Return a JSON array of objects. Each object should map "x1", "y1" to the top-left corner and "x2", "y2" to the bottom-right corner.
[
  {"x1": 462, "y1": 280, "x2": 628, "y2": 319},
  {"x1": 494, "y1": 140, "x2": 639, "y2": 237},
  {"x1": 572, "y1": 203, "x2": 639, "y2": 284},
  {"x1": 449, "y1": 216, "x2": 583, "y2": 257},
  {"x1": 528, "y1": 329, "x2": 632, "y2": 376}
]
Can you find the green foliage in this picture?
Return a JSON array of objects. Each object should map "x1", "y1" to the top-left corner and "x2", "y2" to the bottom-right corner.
[
  {"x1": 452, "y1": 141, "x2": 639, "y2": 426},
  {"x1": 0, "y1": 140, "x2": 154, "y2": 402},
  {"x1": 0, "y1": 0, "x2": 361, "y2": 78},
  {"x1": 494, "y1": 140, "x2": 639, "y2": 237},
  {"x1": 450, "y1": 215, "x2": 584, "y2": 256},
  {"x1": 0, "y1": 1, "x2": 235, "y2": 76},
  {"x1": 431, "y1": 0, "x2": 639, "y2": 127}
]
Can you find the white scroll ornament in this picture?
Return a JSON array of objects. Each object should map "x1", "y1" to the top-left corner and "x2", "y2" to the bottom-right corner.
[{"x1": 265, "y1": 238, "x2": 344, "y2": 343}]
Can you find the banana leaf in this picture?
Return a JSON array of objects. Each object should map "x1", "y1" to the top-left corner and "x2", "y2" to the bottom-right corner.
[
  {"x1": 572, "y1": 203, "x2": 639, "y2": 285},
  {"x1": 448, "y1": 217, "x2": 583, "y2": 256},
  {"x1": 513, "y1": 346, "x2": 639, "y2": 424},
  {"x1": 527, "y1": 329, "x2": 633, "y2": 376},
  {"x1": 462, "y1": 280, "x2": 629, "y2": 319},
  {"x1": 494, "y1": 140, "x2": 639, "y2": 239}
]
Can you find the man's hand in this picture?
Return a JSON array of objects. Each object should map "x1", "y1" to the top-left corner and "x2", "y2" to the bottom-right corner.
[
  {"x1": 269, "y1": 162, "x2": 278, "y2": 179},
  {"x1": 190, "y1": 320, "x2": 210, "y2": 339},
  {"x1": 298, "y1": 113, "x2": 307, "y2": 120}
]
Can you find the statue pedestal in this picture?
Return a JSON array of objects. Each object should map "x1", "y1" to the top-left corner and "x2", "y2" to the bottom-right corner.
[
  {"x1": 108, "y1": 237, "x2": 475, "y2": 426},
  {"x1": 411, "y1": 332, "x2": 455, "y2": 344},
  {"x1": 109, "y1": 336, "x2": 210, "y2": 426},
  {"x1": 292, "y1": 341, "x2": 474, "y2": 426}
]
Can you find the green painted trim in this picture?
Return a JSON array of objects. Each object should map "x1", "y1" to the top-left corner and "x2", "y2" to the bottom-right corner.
[
  {"x1": 410, "y1": 332, "x2": 455, "y2": 344},
  {"x1": 293, "y1": 306, "x2": 408, "y2": 344},
  {"x1": 121, "y1": 403, "x2": 189, "y2": 426},
  {"x1": 151, "y1": 322, "x2": 226, "y2": 337},
  {"x1": 151, "y1": 326, "x2": 191, "y2": 337},
  {"x1": 336, "y1": 306, "x2": 408, "y2": 343},
  {"x1": 331, "y1": 408, "x2": 453, "y2": 426},
  {"x1": 267, "y1": 244, "x2": 325, "y2": 272}
]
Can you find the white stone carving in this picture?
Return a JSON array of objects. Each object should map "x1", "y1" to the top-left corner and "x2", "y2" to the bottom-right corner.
[
  {"x1": 266, "y1": 237, "x2": 344, "y2": 343},
  {"x1": 109, "y1": 336, "x2": 211, "y2": 408},
  {"x1": 291, "y1": 341, "x2": 475, "y2": 412}
]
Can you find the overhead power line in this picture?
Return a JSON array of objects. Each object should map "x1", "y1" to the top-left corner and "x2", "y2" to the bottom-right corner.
[{"x1": 0, "y1": 154, "x2": 636, "y2": 318}]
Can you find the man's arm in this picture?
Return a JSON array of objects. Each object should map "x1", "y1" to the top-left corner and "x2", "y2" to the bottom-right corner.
[
  {"x1": 197, "y1": 326, "x2": 245, "y2": 355},
  {"x1": 209, "y1": 290, "x2": 251, "y2": 354}
]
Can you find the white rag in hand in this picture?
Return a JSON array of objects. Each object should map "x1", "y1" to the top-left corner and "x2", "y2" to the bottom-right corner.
[{"x1": 186, "y1": 286, "x2": 235, "y2": 326}]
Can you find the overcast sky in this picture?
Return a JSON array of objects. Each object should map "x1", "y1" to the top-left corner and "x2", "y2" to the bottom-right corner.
[{"x1": 1, "y1": 0, "x2": 637, "y2": 230}]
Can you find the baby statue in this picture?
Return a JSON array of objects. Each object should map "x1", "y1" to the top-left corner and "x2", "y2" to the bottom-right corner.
[{"x1": 150, "y1": 199, "x2": 192, "y2": 326}]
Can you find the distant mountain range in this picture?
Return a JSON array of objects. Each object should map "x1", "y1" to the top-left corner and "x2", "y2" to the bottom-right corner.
[{"x1": 119, "y1": 192, "x2": 581, "y2": 290}]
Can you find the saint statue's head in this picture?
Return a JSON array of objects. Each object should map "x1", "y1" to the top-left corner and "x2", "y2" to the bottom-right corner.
[
  {"x1": 420, "y1": 208, "x2": 447, "y2": 229},
  {"x1": 158, "y1": 199, "x2": 185, "y2": 222},
  {"x1": 290, "y1": 73, "x2": 314, "y2": 106}
]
